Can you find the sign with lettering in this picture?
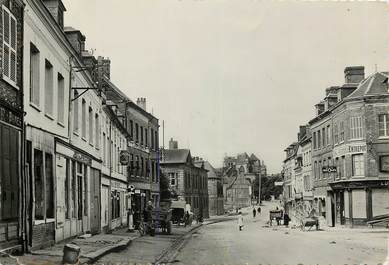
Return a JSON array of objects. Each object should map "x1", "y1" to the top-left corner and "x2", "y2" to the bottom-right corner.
[
  {"x1": 380, "y1": 155, "x2": 389, "y2": 172},
  {"x1": 333, "y1": 144, "x2": 366, "y2": 157},
  {"x1": 73, "y1": 153, "x2": 92, "y2": 165},
  {"x1": 322, "y1": 166, "x2": 337, "y2": 173},
  {"x1": 275, "y1": 181, "x2": 284, "y2": 186},
  {"x1": 348, "y1": 145, "x2": 366, "y2": 153}
]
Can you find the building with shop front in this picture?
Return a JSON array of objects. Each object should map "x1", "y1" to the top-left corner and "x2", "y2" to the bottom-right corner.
[
  {"x1": 0, "y1": 0, "x2": 24, "y2": 251},
  {"x1": 327, "y1": 69, "x2": 389, "y2": 227},
  {"x1": 160, "y1": 139, "x2": 209, "y2": 219},
  {"x1": 282, "y1": 143, "x2": 298, "y2": 216}
]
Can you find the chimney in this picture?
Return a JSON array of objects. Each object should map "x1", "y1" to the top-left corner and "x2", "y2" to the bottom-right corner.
[
  {"x1": 42, "y1": 0, "x2": 66, "y2": 29},
  {"x1": 97, "y1": 56, "x2": 111, "y2": 80},
  {"x1": 298, "y1": 125, "x2": 307, "y2": 141},
  {"x1": 324, "y1": 86, "x2": 339, "y2": 109},
  {"x1": 169, "y1": 138, "x2": 178, "y2": 150},
  {"x1": 136, "y1": 98, "x2": 147, "y2": 111},
  {"x1": 315, "y1": 101, "x2": 325, "y2": 116},
  {"x1": 344, "y1": 66, "x2": 365, "y2": 84},
  {"x1": 64, "y1": 27, "x2": 86, "y2": 56}
]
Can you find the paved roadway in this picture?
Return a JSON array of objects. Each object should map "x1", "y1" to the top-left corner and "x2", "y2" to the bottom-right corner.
[{"x1": 170, "y1": 203, "x2": 388, "y2": 265}]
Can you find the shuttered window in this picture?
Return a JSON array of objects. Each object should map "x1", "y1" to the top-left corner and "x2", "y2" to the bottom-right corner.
[
  {"x1": 2, "y1": 6, "x2": 17, "y2": 86},
  {"x1": 350, "y1": 116, "x2": 363, "y2": 139}
]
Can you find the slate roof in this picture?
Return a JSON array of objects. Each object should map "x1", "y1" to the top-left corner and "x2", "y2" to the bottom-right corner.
[
  {"x1": 194, "y1": 161, "x2": 217, "y2": 178},
  {"x1": 161, "y1": 149, "x2": 191, "y2": 164},
  {"x1": 347, "y1": 72, "x2": 389, "y2": 99}
]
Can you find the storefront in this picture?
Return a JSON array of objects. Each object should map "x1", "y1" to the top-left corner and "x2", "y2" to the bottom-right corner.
[{"x1": 54, "y1": 139, "x2": 102, "y2": 242}]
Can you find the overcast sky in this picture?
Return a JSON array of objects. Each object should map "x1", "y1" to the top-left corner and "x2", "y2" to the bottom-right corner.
[{"x1": 63, "y1": 0, "x2": 389, "y2": 173}]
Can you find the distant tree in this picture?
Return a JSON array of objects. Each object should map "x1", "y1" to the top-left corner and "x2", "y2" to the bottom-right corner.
[
  {"x1": 253, "y1": 174, "x2": 283, "y2": 201},
  {"x1": 160, "y1": 172, "x2": 175, "y2": 201}
]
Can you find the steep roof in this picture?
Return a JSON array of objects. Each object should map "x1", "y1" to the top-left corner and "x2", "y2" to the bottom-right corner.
[
  {"x1": 347, "y1": 72, "x2": 389, "y2": 99},
  {"x1": 249, "y1": 153, "x2": 260, "y2": 161},
  {"x1": 194, "y1": 161, "x2": 218, "y2": 179},
  {"x1": 161, "y1": 149, "x2": 191, "y2": 164}
]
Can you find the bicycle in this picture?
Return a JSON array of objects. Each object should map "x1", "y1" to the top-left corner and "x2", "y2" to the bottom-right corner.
[{"x1": 138, "y1": 217, "x2": 155, "y2": 236}]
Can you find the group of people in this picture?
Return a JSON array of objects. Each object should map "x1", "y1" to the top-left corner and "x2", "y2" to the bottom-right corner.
[{"x1": 237, "y1": 206, "x2": 262, "y2": 231}]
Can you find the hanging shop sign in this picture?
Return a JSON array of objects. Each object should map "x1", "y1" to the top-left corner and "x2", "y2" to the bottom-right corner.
[
  {"x1": 379, "y1": 155, "x2": 389, "y2": 172},
  {"x1": 120, "y1": 150, "x2": 130, "y2": 165}
]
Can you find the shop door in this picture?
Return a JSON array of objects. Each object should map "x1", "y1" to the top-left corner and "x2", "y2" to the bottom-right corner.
[
  {"x1": 101, "y1": 185, "x2": 109, "y2": 229},
  {"x1": 90, "y1": 169, "x2": 101, "y2": 234},
  {"x1": 336, "y1": 191, "x2": 345, "y2": 225}
]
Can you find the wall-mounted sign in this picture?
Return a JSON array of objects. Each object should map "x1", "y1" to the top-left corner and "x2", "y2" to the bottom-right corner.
[
  {"x1": 322, "y1": 166, "x2": 337, "y2": 173},
  {"x1": 348, "y1": 145, "x2": 366, "y2": 153},
  {"x1": 120, "y1": 150, "x2": 130, "y2": 165},
  {"x1": 73, "y1": 153, "x2": 92, "y2": 165},
  {"x1": 275, "y1": 181, "x2": 284, "y2": 186},
  {"x1": 379, "y1": 155, "x2": 389, "y2": 172}
]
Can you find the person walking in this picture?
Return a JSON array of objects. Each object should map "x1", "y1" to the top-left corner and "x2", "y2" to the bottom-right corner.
[
  {"x1": 252, "y1": 207, "x2": 256, "y2": 218},
  {"x1": 284, "y1": 212, "x2": 291, "y2": 227},
  {"x1": 238, "y1": 212, "x2": 244, "y2": 231},
  {"x1": 257, "y1": 206, "x2": 261, "y2": 215}
]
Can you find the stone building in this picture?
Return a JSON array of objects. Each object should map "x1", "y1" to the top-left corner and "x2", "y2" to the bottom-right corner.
[
  {"x1": 160, "y1": 139, "x2": 209, "y2": 219},
  {"x1": 223, "y1": 153, "x2": 265, "y2": 210},
  {"x1": 282, "y1": 143, "x2": 298, "y2": 216},
  {"x1": 0, "y1": 0, "x2": 24, "y2": 251},
  {"x1": 194, "y1": 158, "x2": 224, "y2": 216}
]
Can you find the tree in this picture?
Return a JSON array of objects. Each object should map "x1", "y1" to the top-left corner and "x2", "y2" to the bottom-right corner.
[{"x1": 254, "y1": 174, "x2": 283, "y2": 201}]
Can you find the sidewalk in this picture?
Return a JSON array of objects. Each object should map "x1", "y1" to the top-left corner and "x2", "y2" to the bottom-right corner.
[{"x1": 0, "y1": 228, "x2": 138, "y2": 265}]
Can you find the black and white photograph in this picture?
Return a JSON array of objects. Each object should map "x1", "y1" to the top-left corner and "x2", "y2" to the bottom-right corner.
[{"x1": 0, "y1": 0, "x2": 389, "y2": 264}]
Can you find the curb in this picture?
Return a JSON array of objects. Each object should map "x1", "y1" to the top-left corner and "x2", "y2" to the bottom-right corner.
[{"x1": 80, "y1": 237, "x2": 134, "y2": 264}]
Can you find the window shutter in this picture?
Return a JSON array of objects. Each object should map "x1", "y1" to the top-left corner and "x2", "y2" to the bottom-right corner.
[{"x1": 2, "y1": 7, "x2": 17, "y2": 85}]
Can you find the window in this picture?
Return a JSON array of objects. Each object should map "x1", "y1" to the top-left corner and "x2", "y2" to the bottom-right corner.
[
  {"x1": 379, "y1": 114, "x2": 389, "y2": 137},
  {"x1": 151, "y1": 128, "x2": 154, "y2": 149},
  {"x1": 57, "y1": 73, "x2": 65, "y2": 124},
  {"x1": 145, "y1": 128, "x2": 148, "y2": 147},
  {"x1": 72, "y1": 161, "x2": 77, "y2": 218},
  {"x1": 140, "y1": 126, "x2": 143, "y2": 145},
  {"x1": 103, "y1": 133, "x2": 106, "y2": 165},
  {"x1": 129, "y1": 120, "x2": 133, "y2": 139},
  {"x1": 44, "y1": 60, "x2": 53, "y2": 116},
  {"x1": 95, "y1": 114, "x2": 100, "y2": 148},
  {"x1": 322, "y1": 128, "x2": 326, "y2": 147},
  {"x1": 65, "y1": 158, "x2": 70, "y2": 219},
  {"x1": 141, "y1": 157, "x2": 144, "y2": 177},
  {"x1": 82, "y1": 99, "x2": 86, "y2": 138},
  {"x1": 111, "y1": 191, "x2": 120, "y2": 219},
  {"x1": 135, "y1": 123, "x2": 139, "y2": 142},
  {"x1": 350, "y1": 116, "x2": 363, "y2": 139},
  {"x1": 317, "y1": 130, "x2": 321, "y2": 149},
  {"x1": 2, "y1": 6, "x2": 17, "y2": 86},
  {"x1": 73, "y1": 91, "x2": 79, "y2": 133},
  {"x1": 155, "y1": 130, "x2": 158, "y2": 149},
  {"x1": 34, "y1": 149, "x2": 44, "y2": 220},
  {"x1": 341, "y1": 156, "x2": 346, "y2": 178},
  {"x1": 352, "y1": 154, "x2": 364, "y2": 176},
  {"x1": 30, "y1": 43, "x2": 40, "y2": 106},
  {"x1": 339, "y1": 121, "x2": 345, "y2": 142},
  {"x1": 84, "y1": 165, "x2": 88, "y2": 216},
  {"x1": 334, "y1": 124, "x2": 338, "y2": 144},
  {"x1": 335, "y1": 157, "x2": 340, "y2": 179},
  {"x1": 313, "y1": 132, "x2": 317, "y2": 149},
  {"x1": 170, "y1": 172, "x2": 177, "y2": 186},
  {"x1": 45, "y1": 153, "x2": 54, "y2": 218},
  {"x1": 327, "y1": 125, "x2": 331, "y2": 146},
  {"x1": 89, "y1": 107, "x2": 93, "y2": 144}
]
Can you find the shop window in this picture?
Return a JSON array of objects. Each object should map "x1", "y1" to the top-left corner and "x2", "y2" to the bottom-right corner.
[
  {"x1": 72, "y1": 161, "x2": 77, "y2": 218},
  {"x1": 111, "y1": 191, "x2": 120, "y2": 219},
  {"x1": 34, "y1": 149, "x2": 44, "y2": 220},
  {"x1": 65, "y1": 158, "x2": 70, "y2": 219},
  {"x1": 45, "y1": 153, "x2": 54, "y2": 218},
  {"x1": 84, "y1": 165, "x2": 88, "y2": 216}
]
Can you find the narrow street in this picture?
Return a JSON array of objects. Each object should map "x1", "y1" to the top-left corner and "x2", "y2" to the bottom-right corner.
[{"x1": 167, "y1": 203, "x2": 388, "y2": 265}]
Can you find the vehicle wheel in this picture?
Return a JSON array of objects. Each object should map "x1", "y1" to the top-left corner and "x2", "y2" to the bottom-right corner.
[{"x1": 167, "y1": 221, "x2": 172, "y2": 235}]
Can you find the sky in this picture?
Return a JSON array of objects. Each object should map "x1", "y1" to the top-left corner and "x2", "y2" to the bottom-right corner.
[{"x1": 62, "y1": 0, "x2": 389, "y2": 174}]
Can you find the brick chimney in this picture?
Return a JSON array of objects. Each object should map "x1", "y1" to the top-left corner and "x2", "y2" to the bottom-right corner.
[
  {"x1": 315, "y1": 101, "x2": 325, "y2": 116},
  {"x1": 344, "y1": 66, "x2": 365, "y2": 84},
  {"x1": 169, "y1": 138, "x2": 178, "y2": 150},
  {"x1": 42, "y1": 0, "x2": 66, "y2": 29},
  {"x1": 324, "y1": 86, "x2": 339, "y2": 109},
  {"x1": 97, "y1": 56, "x2": 111, "y2": 80},
  {"x1": 64, "y1": 27, "x2": 85, "y2": 56},
  {"x1": 136, "y1": 98, "x2": 147, "y2": 111}
]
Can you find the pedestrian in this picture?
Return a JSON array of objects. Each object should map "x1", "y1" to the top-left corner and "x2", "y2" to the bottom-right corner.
[
  {"x1": 252, "y1": 207, "x2": 256, "y2": 218},
  {"x1": 257, "y1": 207, "x2": 261, "y2": 215},
  {"x1": 284, "y1": 213, "x2": 291, "y2": 227},
  {"x1": 237, "y1": 212, "x2": 244, "y2": 231}
]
